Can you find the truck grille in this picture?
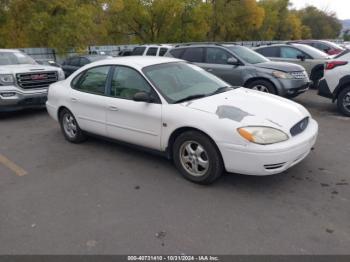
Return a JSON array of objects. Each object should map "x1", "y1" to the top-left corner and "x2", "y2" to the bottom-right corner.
[
  {"x1": 290, "y1": 117, "x2": 309, "y2": 136},
  {"x1": 16, "y1": 71, "x2": 58, "y2": 89},
  {"x1": 290, "y1": 71, "x2": 308, "y2": 79}
]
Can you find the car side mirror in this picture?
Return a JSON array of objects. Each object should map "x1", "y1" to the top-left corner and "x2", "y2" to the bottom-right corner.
[
  {"x1": 227, "y1": 57, "x2": 240, "y2": 65},
  {"x1": 297, "y1": 55, "x2": 306, "y2": 61},
  {"x1": 133, "y1": 91, "x2": 153, "y2": 103}
]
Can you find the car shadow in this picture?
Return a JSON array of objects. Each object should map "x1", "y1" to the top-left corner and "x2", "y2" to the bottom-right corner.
[{"x1": 0, "y1": 108, "x2": 47, "y2": 121}]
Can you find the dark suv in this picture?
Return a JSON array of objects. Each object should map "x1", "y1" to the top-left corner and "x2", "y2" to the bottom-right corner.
[
  {"x1": 62, "y1": 55, "x2": 111, "y2": 77},
  {"x1": 165, "y1": 43, "x2": 310, "y2": 97}
]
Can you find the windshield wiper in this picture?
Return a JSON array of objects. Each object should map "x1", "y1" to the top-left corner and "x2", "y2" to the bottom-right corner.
[
  {"x1": 210, "y1": 86, "x2": 233, "y2": 95},
  {"x1": 174, "y1": 94, "x2": 208, "y2": 103}
]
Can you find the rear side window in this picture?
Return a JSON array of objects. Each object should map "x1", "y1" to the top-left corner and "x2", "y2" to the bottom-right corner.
[
  {"x1": 182, "y1": 47, "x2": 204, "y2": 63},
  {"x1": 132, "y1": 47, "x2": 146, "y2": 56},
  {"x1": 73, "y1": 66, "x2": 110, "y2": 95},
  {"x1": 146, "y1": 47, "x2": 158, "y2": 56},
  {"x1": 256, "y1": 47, "x2": 280, "y2": 57},
  {"x1": 169, "y1": 48, "x2": 185, "y2": 58},
  {"x1": 79, "y1": 57, "x2": 90, "y2": 66},
  {"x1": 159, "y1": 48, "x2": 168, "y2": 56}
]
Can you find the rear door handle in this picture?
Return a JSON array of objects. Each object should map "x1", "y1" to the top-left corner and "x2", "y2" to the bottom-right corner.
[
  {"x1": 71, "y1": 98, "x2": 78, "y2": 102},
  {"x1": 109, "y1": 106, "x2": 119, "y2": 111}
]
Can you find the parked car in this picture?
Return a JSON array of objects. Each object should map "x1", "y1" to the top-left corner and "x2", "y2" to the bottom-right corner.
[
  {"x1": 0, "y1": 49, "x2": 65, "y2": 112},
  {"x1": 165, "y1": 43, "x2": 310, "y2": 97},
  {"x1": 288, "y1": 40, "x2": 345, "y2": 56},
  {"x1": 255, "y1": 43, "x2": 331, "y2": 87},
  {"x1": 318, "y1": 49, "x2": 350, "y2": 116},
  {"x1": 46, "y1": 56, "x2": 318, "y2": 184},
  {"x1": 131, "y1": 45, "x2": 172, "y2": 57},
  {"x1": 61, "y1": 55, "x2": 111, "y2": 77}
]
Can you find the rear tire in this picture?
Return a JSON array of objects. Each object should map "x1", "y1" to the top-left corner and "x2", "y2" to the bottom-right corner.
[
  {"x1": 173, "y1": 131, "x2": 223, "y2": 185},
  {"x1": 59, "y1": 108, "x2": 87, "y2": 143},
  {"x1": 247, "y1": 80, "x2": 277, "y2": 95},
  {"x1": 337, "y1": 87, "x2": 350, "y2": 117}
]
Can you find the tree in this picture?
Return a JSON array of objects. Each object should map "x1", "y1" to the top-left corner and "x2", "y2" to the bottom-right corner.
[{"x1": 297, "y1": 6, "x2": 342, "y2": 39}]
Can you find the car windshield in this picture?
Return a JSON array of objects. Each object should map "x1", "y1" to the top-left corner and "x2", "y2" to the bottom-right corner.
[
  {"x1": 0, "y1": 52, "x2": 37, "y2": 65},
  {"x1": 143, "y1": 62, "x2": 232, "y2": 103},
  {"x1": 225, "y1": 45, "x2": 269, "y2": 64}
]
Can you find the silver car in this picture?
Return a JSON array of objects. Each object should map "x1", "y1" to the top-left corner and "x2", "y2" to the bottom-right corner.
[{"x1": 255, "y1": 43, "x2": 331, "y2": 86}]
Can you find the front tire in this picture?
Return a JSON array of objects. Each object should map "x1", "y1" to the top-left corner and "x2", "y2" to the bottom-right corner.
[
  {"x1": 173, "y1": 131, "x2": 224, "y2": 185},
  {"x1": 247, "y1": 80, "x2": 277, "y2": 95},
  {"x1": 337, "y1": 87, "x2": 350, "y2": 117},
  {"x1": 59, "y1": 109, "x2": 87, "y2": 143}
]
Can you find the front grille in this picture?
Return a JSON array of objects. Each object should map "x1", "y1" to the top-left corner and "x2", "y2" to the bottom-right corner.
[
  {"x1": 290, "y1": 71, "x2": 308, "y2": 79},
  {"x1": 290, "y1": 117, "x2": 309, "y2": 136},
  {"x1": 16, "y1": 71, "x2": 58, "y2": 89}
]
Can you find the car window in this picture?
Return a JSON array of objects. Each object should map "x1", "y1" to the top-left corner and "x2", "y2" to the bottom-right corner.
[
  {"x1": 159, "y1": 48, "x2": 168, "y2": 56},
  {"x1": 70, "y1": 57, "x2": 80, "y2": 66},
  {"x1": 226, "y1": 45, "x2": 269, "y2": 64},
  {"x1": 313, "y1": 42, "x2": 329, "y2": 52},
  {"x1": 73, "y1": 66, "x2": 110, "y2": 95},
  {"x1": 110, "y1": 66, "x2": 152, "y2": 100},
  {"x1": 182, "y1": 47, "x2": 204, "y2": 63},
  {"x1": 146, "y1": 47, "x2": 158, "y2": 56},
  {"x1": 205, "y1": 47, "x2": 233, "y2": 64},
  {"x1": 132, "y1": 47, "x2": 146, "y2": 56},
  {"x1": 280, "y1": 47, "x2": 305, "y2": 59},
  {"x1": 169, "y1": 48, "x2": 185, "y2": 58},
  {"x1": 256, "y1": 47, "x2": 280, "y2": 57},
  {"x1": 79, "y1": 57, "x2": 90, "y2": 66}
]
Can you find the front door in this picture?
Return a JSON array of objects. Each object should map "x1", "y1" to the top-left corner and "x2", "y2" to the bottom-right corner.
[{"x1": 105, "y1": 66, "x2": 162, "y2": 150}]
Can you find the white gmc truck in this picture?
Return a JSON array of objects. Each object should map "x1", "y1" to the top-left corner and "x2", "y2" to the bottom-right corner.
[{"x1": 0, "y1": 49, "x2": 65, "y2": 112}]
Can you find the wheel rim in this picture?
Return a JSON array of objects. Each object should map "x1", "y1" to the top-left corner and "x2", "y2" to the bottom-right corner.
[
  {"x1": 251, "y1": 85, "x2": 269, "y2": 93},
  {"x1": 343, "y1": 91, "x2": 350, "y2": 112},
  {"x1": 62, "y1": 113, "x2": 78, "y2": 139},
  {"x1": 179, "y1": 141, "x2": 209, "y2": 177}
]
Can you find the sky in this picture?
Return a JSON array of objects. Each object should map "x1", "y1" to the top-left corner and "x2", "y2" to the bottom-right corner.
[{"x1": 290, "y1": 0, "x2": 350, "y2": 20}]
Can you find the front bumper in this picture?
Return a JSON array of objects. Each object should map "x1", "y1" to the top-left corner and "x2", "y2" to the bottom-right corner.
[
  {"x1": 218, "y1": 119, "x2": 318, "y2": 176},
  {"x1": 276, "y1": 79, "x2": 310, "y2": 97},
  {"x1": 0, "y1": 85, "x2": 48, "y2": 112}
]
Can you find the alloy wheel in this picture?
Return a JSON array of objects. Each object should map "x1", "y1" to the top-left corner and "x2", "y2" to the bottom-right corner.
[
  {"x1": 179, "y1": 141, "x2": 209, "y2": 177},
  {"x1": 62, "y1": 113, "x2": 78, "y2": 139},
  {"x1": 251, "y1": 85, "x2": 270, "y2": 93}
]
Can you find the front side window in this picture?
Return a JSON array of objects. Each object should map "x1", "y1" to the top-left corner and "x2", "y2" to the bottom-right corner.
[
  {"x1": 0, "y1": 52, "x2": 36, "y2": 65},
  {"x1": 143, "y1": 62, "x2": 230, "y2": 103},
  {"x1": 73, "y1": 66, "x2": 110, "y2": 95},
  {"x1": 159, "y1": 48, "x2": 168, "y2": 56},
  {"x1": 280, "y1": 47, "x2": 305, "y2": 59},
  {"x1": 110, "y1": 66, "x2": 152, "y2": 100},
  {"x1": 206, "y1": 47, "x2": 233, "y2": 64},
  {"x1": 70, "y1": 57, "x2": 80, "y2": 66},
  {"x1": 169, "y1": 48, "x2": 185, "y2": 58},
  {"x1": 182, "y1": 48, "x2": 204, "y2": 63},
  {"x1": 79, "y1": 57, "x2": 90, "y2": 66}
]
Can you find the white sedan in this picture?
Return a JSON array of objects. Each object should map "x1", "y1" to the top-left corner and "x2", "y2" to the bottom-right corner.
[{"x1": 46, "y1": 57, "x2": 318, "y2": 184}]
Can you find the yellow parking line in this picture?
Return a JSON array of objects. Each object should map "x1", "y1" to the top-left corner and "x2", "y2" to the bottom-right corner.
[{"x1": 0, "y1": 154, "x2": 28, "y2": 176}]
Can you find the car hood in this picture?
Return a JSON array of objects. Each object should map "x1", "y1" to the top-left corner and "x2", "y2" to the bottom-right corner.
[
  {"x1": 0, "y1": 64, "x2": 60, "y2": 74},
  {"x1": 254, "y1": 61, "x2": 305, "y2": 72},
  {"x1": 182, "y1": 88, "x2": 310, "y2": 131}
]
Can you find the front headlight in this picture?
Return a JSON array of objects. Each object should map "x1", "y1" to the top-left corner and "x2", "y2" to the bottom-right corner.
[
  {"x1": 238, "y1": 126, "x2": 289, "y2": 145},
  {"x1": 57, "y1": 69, "x2": 65, "y2": 80},
  {"x1": 0, "y1": 74, "x2": 15, "y2": 85},
  {"x1": 272, "y1": 71, "x2": 293, "y2": 79}
]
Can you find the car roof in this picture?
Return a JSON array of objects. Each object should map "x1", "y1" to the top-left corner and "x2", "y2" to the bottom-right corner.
[
  {"x1": 89, "y1": 56, "x2": 182, "y2": 70},
  {"x1": 0, "y1": 49, "x2": 21, "y2": 53}
]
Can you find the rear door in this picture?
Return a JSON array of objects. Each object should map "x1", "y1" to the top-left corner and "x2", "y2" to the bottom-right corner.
[
  {"x1": 68, "y1": 65, "x2": 111, "y2": 136},
  {"x1": 202, "y1": 47, "x2": 243, "y2": 86}
]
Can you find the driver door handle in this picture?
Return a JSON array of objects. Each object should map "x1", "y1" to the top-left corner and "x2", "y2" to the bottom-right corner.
[
  {"x1": 71, "y1": 98, "x2": 78, "y2": 102},
  {"x1": 109, "y1": 106, "x2": 119, "y2": 111}
]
